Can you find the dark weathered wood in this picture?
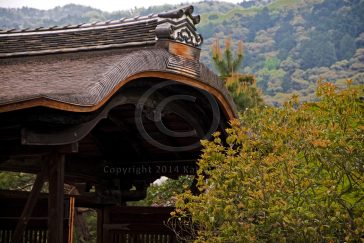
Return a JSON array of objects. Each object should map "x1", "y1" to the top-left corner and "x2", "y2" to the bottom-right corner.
[
  {"x1": 10, "y1": 163, "x2": 46, "y2": 243},
  {"x1": 0, "y1": 189, "x2": 74, "y2": 243},
  {"x1": 97, "y1": 209, "x2": 103, "y2": 243},
  {"x1": 101, "y1": 206, "x2": 178, "y2": 242},
  {"x1": 108, "y1": 116, "x2": 148, "y2": 161},
  {"x1": 20, "y1": 95, "x2": 131, "y2": 145},
  {"x1": 59, "y1": 143, "x2": 79, "y2": 153},
  {"x1": 0, "y1": 20, "x2": 158, "y2": 58},
  {"x1": 47, "y1": 152, "x2": 65, "y2": 243},
  {"x1": 0, "y1": 144, "x2": 78, "y2": 158},
  {"x1": 0, "y1": 189, "x2": 117, "y2": 209}
]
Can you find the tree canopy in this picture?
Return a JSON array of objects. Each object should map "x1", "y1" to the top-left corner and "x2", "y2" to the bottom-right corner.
[{"x1": 171, "y1": 81, "x2": 364, "y2": 242}]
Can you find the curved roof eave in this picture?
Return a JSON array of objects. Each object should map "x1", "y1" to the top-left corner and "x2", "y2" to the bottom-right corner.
[{"x1": 0, "y1": 48, "x2": 237, "y2": 119}]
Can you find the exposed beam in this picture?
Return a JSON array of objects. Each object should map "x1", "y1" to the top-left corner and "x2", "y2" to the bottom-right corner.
[
  {"x1": 21, "y1": 96, "x2": 128, "y2": 146},
  {"x1": 0, "y1": 190, "x2": 118, "y2": 209},
  {"x1": 0, "y1": 143, "x2": 77, "y2": 160}
]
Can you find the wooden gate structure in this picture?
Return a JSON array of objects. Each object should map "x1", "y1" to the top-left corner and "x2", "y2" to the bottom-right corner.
[
  {"x1": 0, "y1": 6, "x2": 237, "y2": 242},
  {"x1": 100, "y1": 206, "x2": 178, "y2": 242}
]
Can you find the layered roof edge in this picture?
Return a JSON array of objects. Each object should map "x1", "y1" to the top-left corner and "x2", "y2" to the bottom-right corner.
[{"x1": 0, "y1": 5, "x2": 203, "y2": 57}]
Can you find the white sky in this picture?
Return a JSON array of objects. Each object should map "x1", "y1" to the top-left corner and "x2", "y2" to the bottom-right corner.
[{"x1": 0, "y1": 0, "x2": 243, "y2": 12}]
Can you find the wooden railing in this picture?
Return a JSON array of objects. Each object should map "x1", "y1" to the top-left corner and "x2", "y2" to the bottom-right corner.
[
  {"x1": 109, "y1": 231, "x2": 175, "y2": 243},
  {"x1": 100, "y1": 206, "x2": 179, "y2": 243},
  {"x1": 0, "y1": 191, "x2": 72, "y2": 243},
  {"x1": 0, "y1": 227, "x2": 48, "y2": 243},
  {"x1": 0, "y1": 190, "x2": 179, "y2": 243}
]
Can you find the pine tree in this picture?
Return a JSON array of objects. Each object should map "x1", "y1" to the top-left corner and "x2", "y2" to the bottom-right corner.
[
  {"x1": 212, "y1": 37, "x2": 243, "y2": 78},
  {"x1": 211, "y1": 37, "x2": 263, "y2": 111}
]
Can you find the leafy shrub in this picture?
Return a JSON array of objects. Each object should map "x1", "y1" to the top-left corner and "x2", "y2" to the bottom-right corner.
[{"x1": 171, "y1": 81, "x2": 364, "y2": 242}]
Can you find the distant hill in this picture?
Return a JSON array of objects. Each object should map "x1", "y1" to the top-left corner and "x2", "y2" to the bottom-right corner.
[{"x1": 1, "y1": 0, "x2": 363, "y2": 104}]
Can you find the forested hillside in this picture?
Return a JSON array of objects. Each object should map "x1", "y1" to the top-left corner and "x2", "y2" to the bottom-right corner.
[{"x1": 1, "y1": 0, "x2": 363, "y2": 104}]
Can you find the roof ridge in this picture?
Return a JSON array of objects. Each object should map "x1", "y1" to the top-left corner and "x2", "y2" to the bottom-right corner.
[
  {"x1": 0, "y1": 5, "x2": 203, "y2": 57},
  {"x1": 0, "y1": 5, "x2": 200, "y2": 34}
]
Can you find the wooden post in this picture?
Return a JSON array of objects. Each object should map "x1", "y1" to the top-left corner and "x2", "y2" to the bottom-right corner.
[
  {"x1": 97, "y1": 208, "x2": 104, "y2": 243},
  {"x1": 67, "y1": 196, "x2": 75, "y2": 243},
  {"x1": 11, "y1": 164, "x2": 46, "y2": 243},
  {"x1": 47, "y1": 152, "x2": 65, "y2": 243}
]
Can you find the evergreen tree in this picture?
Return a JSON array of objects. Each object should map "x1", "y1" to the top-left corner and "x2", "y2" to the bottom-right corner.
[
  {"x1": 337, "y1": 34, "x2": 356, "y2": 60},
  {"x1": 225, "y1": 73, "x2": 264, "y2": 111},
  {"x1": 300, "y1": 32, "x2": 337, "y2": 69},
  {"x1": 211, "y1": 37, "x2": 263, "y2": 111},
  {"x1": 211, "y1": 37, "x2": 243, "y2": 78}
]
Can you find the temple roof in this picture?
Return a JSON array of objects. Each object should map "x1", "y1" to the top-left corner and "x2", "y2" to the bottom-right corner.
[
  {"x1": 0, "y1": 5, "x2": 236, "y2": 119},
  {"x1": 0, "y1": 47, "x2": 236, "y2": 116},
  {"x1": 0, "y1": 6, "x2": 202, "y2": 58}
]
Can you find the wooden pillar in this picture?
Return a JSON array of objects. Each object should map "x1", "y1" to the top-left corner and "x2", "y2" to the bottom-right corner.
[
  {"x1": 96, "y1": 208, "x2": 104, "y2": 243},
  {"x1": 47, "y1": 152, "x2": 65, "y2": 243},
  {"x1": 67, "y1": 196, "x2": 75, "y2": 243}
]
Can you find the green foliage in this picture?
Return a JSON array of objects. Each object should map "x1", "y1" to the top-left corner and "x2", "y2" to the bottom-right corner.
[
  {"x1": 300, "y1": 32, "x2": 338, "y2": 69},
  {"x1": 264, "y1": 57, "x2": 281, "y2": 70},
  {"x1": 201, "y1": 0, "x2": 364, "y2": 103},
  {"x1": 211, "y1": 38, "x2": 264, "y2": 111},
  {"x1": 73, "y1": 209, "x2": 97, "y2": 243},
  {"x1": 225, "y1": 74, "x2": 264, "y2": 111},
  {"x1": 337, "y1": 34, "x2": 357, "y2": 61},
  {"x1": 211, "y1": 38, "x2": 243, "y2": 79},
  {"x1": 0, "y1": 172, "x2": 35, "y2": 191},
  {"x1": 171, "y1": 82, "x2": 364, "y2": 242},
  {"x1": 267, "y1": 0, "x2": 304, "y2": 11}
]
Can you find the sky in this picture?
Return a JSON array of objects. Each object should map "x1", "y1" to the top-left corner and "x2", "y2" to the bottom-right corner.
[{"x1": 0, "y1": 0, "x2": 243, "y2": 12}]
